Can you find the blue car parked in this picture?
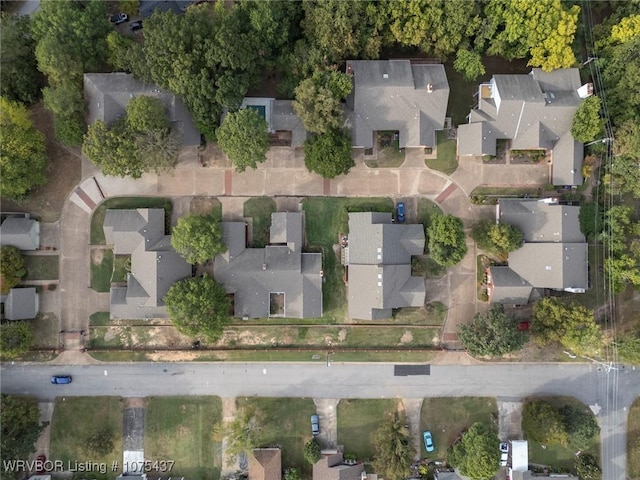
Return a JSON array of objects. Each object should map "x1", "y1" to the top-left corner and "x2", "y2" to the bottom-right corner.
[
  {"x1": 423, "y1": 431, "x2": 434, "y2": 452},
  {"x1": 396, "y1": 202, "x2": 405, "y2": 223}
]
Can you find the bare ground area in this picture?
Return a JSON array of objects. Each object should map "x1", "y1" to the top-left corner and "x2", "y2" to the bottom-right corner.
[{"x1": 1, "y1": 103, "x2": 81, "y2": 222}]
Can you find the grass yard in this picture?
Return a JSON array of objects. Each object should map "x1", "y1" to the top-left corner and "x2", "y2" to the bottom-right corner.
[
  {"x1": 238, "y1": 397, "x2": 316, "y2": 476},
  {"x1": 244, "y1": 197, "x2": 277, "y2": 247},
  {"x1": 23, "y1": 255, "x2": 59, "y2": 280},
  {"x1": 91, "y1": 197, "x2": 172, "y2": 244},
  {"x1": 420, "y1": 397, "x2": 498, "y2": 459},
  {"x1": 392, "y1": 302, "x2": 446, "y2": 326},
  {"x1": 112, "y1": 255, "x2": 130, "y2": 283},
  {"x1": 30, "y1": 312, "x2": 59, "y2": 348},
  {"x1": 302, "y1": 197, "x2": 394, "y2": 321},
  {"x1": 628, "y1": 398, "x2": 640, "y2": 479},
  {"x1": 90, "y1": 312, "x2": 111, "y2": 326},
  {"x1": 337, "y1": 399, "x2": 398, "y2": 461},
  {"x1": 90, "y1": 249, "x2": 114, "y2": 292},
  {"x1": 426, "y1": 130, "x2": 458, "y2": 174},
  {"x1": 146, "y1": 397, "x2": 222, "y2": 480},
  {"x1": 50, "y1": 397, "x2": 123, "y2": 472},
  {"x1": 190, "y1": 197, "x2": 223, "y2": 221},
  {"x1": 417, "y1": 198, "x2": 443, "y2": 230}
]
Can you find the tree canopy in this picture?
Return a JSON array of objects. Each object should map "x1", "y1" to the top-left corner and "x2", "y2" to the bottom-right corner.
[
  {"x1": 559, "y1": 404, "x2": 600, "y2": 450},
  {"x1": 0, "y1": 395, "x2": 46, "y2": 480},
  {"x1": 459, "y1": 305, "x2": 528, "y2": 357},
  {"x1": 448, "y1": 422, "x2": 500, "y2": 480},
  {"x1": 427, "y1": 214, "x2": 468, "y2": 267},
  {"x1": 171, "y1": 215, "x2": 226, "y2": 265},
  {"x1": 532, "y1": 298, "x2": 602, "y2": 356},
  {"x1": 217, "y1": 109, "x2": 270, "y2": 173},
  {"x1": 0, "y1": 97, "x2": 47, "y2": 199},
  {"x1": 522, "y1": 399, "x2": 569, "y2": 446},
  {"x1": 304, "y1": 439, "x2": 322, "y2": 464},
  {"x1": 83, "y1": 120, "x2": 143, "y2": 178},
  {"x1": 0, "y1": 322, "x2": 33, "y2": 361},
  {"x1": 213, "y1": 406, "x2": 263, "y2": 466},
  {"x1": 575, "y1": 453, "x2": 602, "y2": 480},
  {"x1": 126, "y1": 96, "x2": 169, "y2": 134},
  {"x1": 0, "y1": 246, "x2": 26, "y2": 294},
  {"x1": 164, "y1": 276, "x2": 231, "y2": 342},
  {"x1": 471, "y1": 219, "x2": 524, "y2": 259},
  {"x1": 571, "y1": 96, "x2": 603, "y2": 143},
  {"x1": 454, "y1": 49, "x2": 486, "y2": 82},
  {"x1": 303, "y1": 129, "x2": 355, "y2": 179},
  {"x1": 372, "y1": 412, "x2": 413, "y2": 480}
]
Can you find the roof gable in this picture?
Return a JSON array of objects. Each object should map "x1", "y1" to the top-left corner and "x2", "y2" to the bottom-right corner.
[{"x1": 0, "y1": 218, "x2": 39, "y2": 250}]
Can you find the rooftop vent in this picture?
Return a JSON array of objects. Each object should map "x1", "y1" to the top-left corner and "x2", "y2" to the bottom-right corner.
[
  {"x1": 427, "y1": 83, "x2": 434, "y2": 93},
  {"x1": 262, "y1": 263, "x2": 267, "y2": 271},
  {"x1": 382, "y1": 73, "x2": 389, "y2": 79}
]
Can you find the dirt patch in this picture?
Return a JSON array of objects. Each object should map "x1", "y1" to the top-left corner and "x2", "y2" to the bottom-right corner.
[
  {"x1": 190, "y1": 196, "x2": 222, "y2": 215},
  {"x1": 400, "y1": 330, "x2": 413, "y2": 344},
  {"x1": 147, "y1": 351, "x2": 201, "y2": 362},
  {"x1": 337, "y1": 328, "x2": 347, "y2": 342},
  {"x1": 123, "y1": 398, "x2": 145, "y2": 408},
  {"x1": 91, "y1": 249, "x2": 104, "y2": 265},
  {"x1": 200, "y1": 143, "x2": 232, "y2": 168},
  {"x1": 1, "y1": 103, "x2": 82, "y2": 222}
]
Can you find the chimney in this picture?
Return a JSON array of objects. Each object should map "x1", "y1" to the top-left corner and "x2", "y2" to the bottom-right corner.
[{"x1": 427, "y1": 83, "x2": 434, "y2": 93}]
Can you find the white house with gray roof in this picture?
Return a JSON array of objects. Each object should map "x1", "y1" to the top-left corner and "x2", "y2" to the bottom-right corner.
[
  {"x1": 214, "y1": 212, "x2": 322, "y2": 319},
  {"x1": 0, "y1": 217, "x2": 40, "y2": 250},
  {"x1": 84, "y1": 73, "x2": 201, "y2": 145},
  {"x1": 487, "y1": 198, "x2": 588, "y2": 304},
  {"x1": 103, "y1": 208, "x2": 191, "y2": 319},
  {"x1": 458, "y1": 69, "x2": 589, "y2": 186},
  {"x1": 346, "y1": 212, "x2": 425, "y2": 320},
  {"x1": 345, "y1": 60, "x2": 450, "y2": 149}
]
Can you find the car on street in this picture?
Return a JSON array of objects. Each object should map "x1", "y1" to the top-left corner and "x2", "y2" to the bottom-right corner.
[
  {"x1": 50, "y1": 375, "x2": 72, "y2": 385},
  {"x1": 396, "y1": 202, "x2": 405, "y2": 223},
  {"x1": 423, "y1": 431, "x2": 434, "y2": 452},
  {"x1": 110, "y1": 13, "x2": 128, "y2": 24},
  {"x1": 311, "y1": 414, "x2": 320, "y2": 436},
  {"x1": 131, "y1": 20, "x2": 143, "y2": 31}
]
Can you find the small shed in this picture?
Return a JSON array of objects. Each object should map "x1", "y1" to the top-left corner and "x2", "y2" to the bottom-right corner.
[
  {"x1": 511, "y1": 440, "x2": 529, "y2": 472},
  {"x1": 4, "y1": 287, "x2": 39, "y2": 320},
  {"x1": 0, "y1": 217, "x2": 40, "y2": 250}
]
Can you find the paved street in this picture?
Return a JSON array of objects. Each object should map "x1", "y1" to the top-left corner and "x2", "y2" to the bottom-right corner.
[{"x1": 1, "y1": 362, "x2": 637, "y2": 480}]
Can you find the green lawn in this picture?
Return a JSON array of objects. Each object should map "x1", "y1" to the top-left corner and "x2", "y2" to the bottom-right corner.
[
  {"x1": 244, "y1": 197, "x2": 277, "y2": 247},
  {"x1": 112, "y1": 255, "x2": 130, "y2": 283},
  {"x1": 337, "y1": 399, "x2": 397, "y2": 461},
  {"x1": 23, "y1": 255, "x2": 59, "y2": 280},
  {"x1": 426, "y1": 130, "x2": 458, "y2": 174},
  {"x1": 393, "y1": 302, "x2": 446, "y2": 326},
  {"x1": 628, "y1": 398, "x2": 640, "y2": 479},
  {"x1": 90, "y1": 249, "x2": 114, "y2": 292},
  {"x1": 50, "y1": 397, "x2": 123, "y2": 475},
  {"x1": 302, "y1": 197, "x2": 394, "y2": 321},
  {"x1": 190, "y1": 197, "x2": 222, "y2": 221},
  {"x1": 238, "y1": 397, "x2": 316, "y2": 476},
  {"x1": 91, "y1": 197, "x2": 172, "y2": 244},
  {"x1": 146, "y1": 397, "x2": 222, "y2": 480},
  {"x1": 420, "y1": 397, "x2": 498, "y2": 460},
  {"x1": 526, "y1": 396, "x2": 600, "y2": 472},
  {"x1": 417, "y1": 199, "x2": 444, "y2": 227},
  {"x1": 89, "y1": 311, "x2": 111, "y2": 326},
  {"x1": 30, "y1": 312, "x2": 59, "y2": 348}
]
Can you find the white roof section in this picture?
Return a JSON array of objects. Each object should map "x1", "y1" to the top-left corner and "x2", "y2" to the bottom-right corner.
[{"x1": 511, "y1": 440, "x2": 528, "y2": 472}]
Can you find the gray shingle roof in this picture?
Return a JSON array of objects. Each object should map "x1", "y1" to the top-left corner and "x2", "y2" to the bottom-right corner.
[
  {"x1": 487, "y1": 266, "x2": 533, "y2": 305},
  {"x1": 84, "y1": 73, "x2": 201, "y2": 145},
  {"x1": 214, "y1": 212, "x2": 322, "y2": 319},
  {"x1": 345, "y1": 60, "x2": 449, "y2": 148},
  {"x1": 458, "y1": 69, "x2": 584, "y2": 185},
  {"x1": 3, "y1": 287, "x2": 38, "y2": 320},
  {"x1": 509, "y1": 243, "x2": 588, "y2": 290},
  {"x1": 347, "y1": 212, "x2": 426, "y2": 320},
  {"x1": 499, "y1": 199, "x2": 584, "y2": 243},
  {"x1": 272, "y1": 100, "x2": 308, "y2": 147},
  {"x1": 0, "y1": 217, "x2": 39, "y2": 250},
  {"x1": 103, "y1": 209, "x2": 191, "y2": 319}
]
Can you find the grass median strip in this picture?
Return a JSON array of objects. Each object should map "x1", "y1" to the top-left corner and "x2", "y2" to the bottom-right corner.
[{"x1": 23, "y1": 255, "x2": 59, "y2": 280}]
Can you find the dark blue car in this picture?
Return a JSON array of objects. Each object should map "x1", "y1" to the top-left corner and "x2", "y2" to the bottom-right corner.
[
  {"x1": 51, "y1": 375, "x2": 72, "y2": 385},
  {"x1": 396, "y1": 202, "x2": 405, "y2": 223}
]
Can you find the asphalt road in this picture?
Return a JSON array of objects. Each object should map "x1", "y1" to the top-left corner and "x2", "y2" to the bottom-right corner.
[{"x1": 2, "y1": 362, "x2": 638, "y2": 480}]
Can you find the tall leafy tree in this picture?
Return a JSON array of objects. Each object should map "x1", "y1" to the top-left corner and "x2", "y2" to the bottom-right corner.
[
  {"x1": 135, "y1": 129, "x2": 182, "y2": 174},
  {"x1": 532, "y1": 298, "x2": 602, "y2": 355},
  {"x1": 471, "y1": 220, "x2": 523, "y2": 259},
  {"x1": 304, "y1": 439, "x2": 322, "y2": 464},
  {"x1": 0, "y1": 246, "x2": 26, "y2": 294},
  {"x1": 571, "y1": 96, "x2": 604, "y2": 143},
  {"x1": 0, "y1": 14, "x2": 43, "y2": 105},
  {"x1": 372, "y1": 412, "x2": 413, "y2": 480},
  {"x1": 459, "y1": 305, "x2": 528, "y2": 357},
  {"x1": 0, "y1": 322, "x2": 34, "y2": 360},
  {"x1": 42, "y1": 83, "x2": 86, "y2": 145},
  {"x1": 303, "y1": 129, "x2": 355, "y2": 179},
  {"x1": 0, "y1": 97, "x2": 47, "y2": 199},
  {"x1": 454, "y1": 49, "x2": 486, "y2": 82},
  {"x1": 164, "y1": 276, "x2": 231, "y2": 342},
  {"x1": 217, "y1": 109, "x2": 270, "y2": 173},
  {"x1": 575, "y1": 454, "x2": 602, "y2": 480},
  {"x1": 448, "y1": 422, "x2": 500, "y2": 480},
  {"x1": 213, "y1": 406, "x2": 264, "y2": 466},
  {"x1": 559, "y1": 404, "x2": 600, "y2": 450},
  {"x1": 171, "y1": 214, "x2": 226, "y2": 265},
  {"x1": 83, "y1": 120, "x2": 142, "y2": 178},
  {"x1": 607, "y1": 155, "x2": 640, "y2": 198},
  {"x1": 427, "y1": 214, "x2": 468, "y2": 267},
  {"x1": 126, "y1": 96, "x2": 168, "y2": 134},
  {"x1": 600, "y1": 35, "x2": 640, "y2": 125},
  {"x1": 522, "y1": 399, "x2": 568, "y2": 446},
  {"x1": 106, "y1": 31, "x2": 152, "y2": 82},
  {"x1": 0, "y1": 395, "x2": 46, "y2": 480}
]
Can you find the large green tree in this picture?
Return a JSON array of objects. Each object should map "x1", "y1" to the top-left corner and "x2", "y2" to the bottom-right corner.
[
  {"x1": 607, "y1": 155, "x2": 640, "y2": 198},
  {"x1": 372, "y1": 412, "x2": 413, "y2": 480},
  {"x1": 213, "y1": 407, "x2": 264, "y2": 466},
  {"x1": 454, "y1": 49, "x2": 486, "y2": 82},
  {"x1": 0, "y1": 97, "x2": 47, "y2": 199},
  {"x1": 0, "y1": 322, "x2": 33, "y2": 360},
  {"x1": 171, "y1": 214, "x2": 226, "y2": 265},
  {"x1": 304, "y1": 439, "x2": 322, "y2": 464},
  {"x1": 559, "y1": 404, "x2": 600, "y2": 450},
  {"x1": 522, "y1": 399, "x2": 568, "y2": 446},
  {"x1": 0, "y1": 246, "x2": 26, "y2": 294},
  {"x1": 41, "y1": 83, "x2": 86, "y2": 145},
  {"x1": 571, "y1": 96, "x2": 604, "y2": 143},
  {"x1": 82, "y1": 120, "x2": 143, "y2": 178},
  {"x1": 575, "y1": 453, "x2": 602, "y2": 480},
  {"x1": 303, "y1": 129, "x2": 355, "y2": 179},
  {"x1": 532, "y1": 298, "x2": 602, "y2": 355},
  {"x1": 293, "y1": 69, "x2": 352, "y2": 135},
  {"x1": 427, "y1": 214, "x2": 468, "y2": 267},
  {"x1": 459, "y1": 305, "x2": 528, "y2": 357},
  {"x1": 0, "y1": 14, "x2": 43, "y2": 105},
  {"x1": 448, "y1": 422, "x2": 500, "y2": 480},
  {"x1": 106, "y1": 31, "x2": 152, "y2": 82},
  {"x1": 0, "y1": 395, "x2": 46, "y2": 480},
  {"x1": 126, "y1": 96, "x2": 169, "y2": 134},
  {"x1": 135, "y1": 129, "x2": 182, "y2": 174},
  {"x1": 600, "y1": 32, "x2": 640, "y2": 125},
  {"x1": 217, "y1": 109, "x2": 270, "y2": 173},
  {"x1": 164, "y1": 276, "x2": 231, "y2": 342},
  {"x1": 471, "y1": 220, "x2": 523, "y2": 259}
]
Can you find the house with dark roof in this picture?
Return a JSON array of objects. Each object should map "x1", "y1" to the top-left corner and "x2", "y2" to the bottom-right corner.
[
  {"x1": 458, "y1": 69, "x2": 590, "y2": 186},
  {"x1": 214, "y1": 212, "x2": 323, "y2": 319},
  {"x1": 84, "y1": 73, "x2": 201, "y2": 145},
  {"x1": 346, "y1": 212, "x2": 425, "y2": 320},
  {"x1": 313, "y1": 451, "x2": 365, "y2": 480},
  {"x1": 2, "y1": 287, "x2": 39, "y2": 320},
  {"x1": 139, "y1": 0, "x2": 195, "y2": 18},
  {"x1": 0, "y1": 217, "x2": 40, "y2": 250},
  {"x1": 487, "y1": 199, "x2": 588, "y2": 304},
  {"x1": 345, "y1": 59, "x2": 450, "y2": 149},
  {"x1": 249, "y1": 448, "x2": 282, "y2": 480},
  {"x1": 103, "y1": 208, "x2": 191, "y2": 319}
]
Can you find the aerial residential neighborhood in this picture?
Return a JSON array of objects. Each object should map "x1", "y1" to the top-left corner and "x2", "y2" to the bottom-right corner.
[{"x1": 1, "y1": 2, "x2": 639, "y2": 480}]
